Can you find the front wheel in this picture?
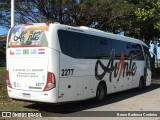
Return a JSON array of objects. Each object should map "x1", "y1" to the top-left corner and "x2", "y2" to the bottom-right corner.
[{"x1": 95, "y1": 83, "x2": 106, "y2": 102}]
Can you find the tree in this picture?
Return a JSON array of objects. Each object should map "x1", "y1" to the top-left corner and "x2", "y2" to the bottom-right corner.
[
  {"x1": 126, "y1": 0, "x2": 160, "y2": 67},
  {"x1": 0, "y1": 0, "x2": 133, "y2": 28},
  {"x1": 0, "y1": 35, "x2": 6, "y2": 66},
  {"x1": 0, "y1": 0, "x2": 11, "y2": 28}
]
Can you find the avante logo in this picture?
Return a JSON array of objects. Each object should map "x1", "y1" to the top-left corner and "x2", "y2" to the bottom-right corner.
[
  {"x1": 23, "y1": 49, "x2": 29, "y2": 54},
  {"x1": 95, "y1": 50, "x2": 137, "y2": 82},
  {"x1": 10, "y1": 50, "x2": 15, "y2": 55},
  {"x1": 38, "y1": 49, "x2": 45, "y2": 54}
]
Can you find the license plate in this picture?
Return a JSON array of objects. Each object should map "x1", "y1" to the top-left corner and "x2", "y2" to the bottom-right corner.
[{"x1": 22, "y1": 93, "x2": 31, "y2": 98}]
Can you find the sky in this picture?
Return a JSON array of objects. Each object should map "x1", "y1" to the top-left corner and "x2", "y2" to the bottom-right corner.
[
  {"x1": 150, "y1": 44, "x2": 160, "y2": 59},
  {"x1": 0, "y1": 25, "x2": 159, "y2": 59},
  {"x1": 0, "y1": 26, "x2": 8, "y2": 35}
]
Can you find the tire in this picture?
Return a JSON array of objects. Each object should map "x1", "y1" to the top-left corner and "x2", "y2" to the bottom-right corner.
[
  {"x1": 95, "y1": 83, "x2": 106, "y2": 102},
  {"x1": 138, "y1": 78, "x2": 144, "y2": 90}
]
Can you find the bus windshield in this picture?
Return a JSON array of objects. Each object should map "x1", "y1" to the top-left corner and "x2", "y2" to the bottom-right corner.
[{"x1": 8, "y1": 24, "x2": 48, "y2": 48}]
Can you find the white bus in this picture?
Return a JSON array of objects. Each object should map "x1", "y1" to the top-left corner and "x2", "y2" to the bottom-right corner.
[{"x1": 6, "y1": 23, "x2": 151, "y2": 103}]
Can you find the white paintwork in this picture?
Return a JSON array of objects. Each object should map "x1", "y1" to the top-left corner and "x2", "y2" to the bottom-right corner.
[{"x1": 6, "y1": 23, "x2": 151, "y2": 103}]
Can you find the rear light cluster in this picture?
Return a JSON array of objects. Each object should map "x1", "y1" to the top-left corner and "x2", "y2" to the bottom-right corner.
[
  {"x1": 6, "y1": 70, "x2": 12, "y2": 88},
  {"x1": 43, "y1": 72, "x2": 56, "y2": 91}
]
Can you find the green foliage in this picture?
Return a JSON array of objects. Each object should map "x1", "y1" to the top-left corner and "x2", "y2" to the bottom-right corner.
[
  {"x1": 120, "y1": 0, "x2": 160, "y2": 47},
  {"x1": 134, "y1": 0, "x2": 160, "y2": 30},
  {"x1": 155, "y1": 22, "x2": 160, "y2": 30},
  {"x1": 135, "y1": 8, "x2": 153, "y2": 21}
]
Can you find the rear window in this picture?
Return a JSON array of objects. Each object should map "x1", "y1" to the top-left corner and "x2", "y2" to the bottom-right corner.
[{"x1": 8, "y1": 25, "x2": 48, "y2": 48}]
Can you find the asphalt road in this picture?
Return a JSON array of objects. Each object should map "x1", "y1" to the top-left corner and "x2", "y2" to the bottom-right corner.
[{"x1": 22, "y1": 79, "x2": 160, "y2": 120}]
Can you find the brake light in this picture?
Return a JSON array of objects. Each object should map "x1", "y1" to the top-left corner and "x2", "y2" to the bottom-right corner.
[
  {"x1": 43, "y1": 72, "x2": 56, "y2": 91},
  {"x1": 6, "y1": 70, "x2": 12, "y2": 88}
]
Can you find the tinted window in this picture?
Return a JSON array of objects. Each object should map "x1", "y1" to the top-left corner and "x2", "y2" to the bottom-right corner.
[
  {"x1": 79, "y1": 34, "x2": 99, "y2": 59},
  {"x1": 58, "y1": 30, "x2": 113, "y2": 59},
  {"x1": 126, "y1": 43, "x2": 144, "y2": 60},
  {"x1": 58, "y1": 30, "x2": 144, "y2": 60},
  {"x1": 58, "y1": 30, "x2": 81, "y2": 58},
  {"x1": 112, "y1": 40, "x2": 125, "y2": 59},
  {"x1": 98, "y1": 38, "x2": 112, "y2": 58}
]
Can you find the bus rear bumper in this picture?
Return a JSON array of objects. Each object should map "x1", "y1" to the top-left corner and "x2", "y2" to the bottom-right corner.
[{"x1": 7, "y1": 87, "x2": 58, "y2": 103}]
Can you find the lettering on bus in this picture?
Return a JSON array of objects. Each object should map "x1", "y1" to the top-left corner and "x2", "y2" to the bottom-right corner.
[
  {"x1": 61, "y1": 69, "x2": 74, "y2": 76},
  {"x1": 95, "y1": 50, "x2": 137, "y2": 82},
  {"x1": 14, "y1": 31, "x2": 42, "y2": 42}
]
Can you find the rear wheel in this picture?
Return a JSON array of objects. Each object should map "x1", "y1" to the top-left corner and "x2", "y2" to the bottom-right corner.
[
  {"x1": 138, "y1": 78, "x2": 144, "y2": 90},
  {"x1": 95, "y1": 83, "x2": 106, "y2": 102}
]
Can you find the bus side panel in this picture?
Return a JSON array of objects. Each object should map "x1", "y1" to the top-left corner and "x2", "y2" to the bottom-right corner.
[
  {"x1": 83, "y1": 76, "x2": 94, "y2": 99},
  {"x1": 132, "y1": 61, "x2": 145, "y2": 88},
  {"x1": 58, "y1": 54, "x2": 97, "y2": 102}
]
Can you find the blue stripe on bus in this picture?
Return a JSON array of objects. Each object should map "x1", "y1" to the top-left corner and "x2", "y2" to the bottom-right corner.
[{"x1": 38, "y1": 52, "x2": 45, "y2": 54}]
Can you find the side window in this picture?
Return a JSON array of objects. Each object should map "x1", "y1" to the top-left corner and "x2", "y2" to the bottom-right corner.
[
  {"x1": 135, "y1": 44, "x2": 144, "y2": 60},
  {"x1": 66, "y1": 31, "x2": 80, "y2": 58},
  {"x1": 58, "y1": 30, "x2": 114, "y2": 59},
  {"x1": 112, "y1": 40, "x2": 125, "y2": 59},
  {"x1": 58, "y1": 30, "x2": 100, "y2": 59},
  {"x1": 135, "y1": 44, "x2": 141, "y2": 49},
  {"x1": 143, "y1": 46, "x2": 149, "y2": 54},
  {"x1": 126, "y1": 43, "x2": 144, "y2": 60},
  {"x1": 127, "y1": 42, "x2": 132, "y2": 49},
  {"x1": 97, "y1": 38, "x2": 112, "y2": 59},
  {"x1": 58, "y1": 30, "x2": 67, "y2": 54},
  {"x1": 58, "y1": 30, "x2": 145, "y2": 61},
  {"x1": 58, "y1": 30, "x2": 81, "y2": 58},
  {"x1": 80, "y1": 35, "x2": 99, "y2": 59},
  {"x1": 126, "y1": 43, "x2": 136, "y2": 59}
]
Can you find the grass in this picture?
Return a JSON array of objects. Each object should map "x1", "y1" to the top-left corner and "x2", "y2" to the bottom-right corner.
[{"x1": 0, "y1": 67, "x2": 35, "y2": 111}]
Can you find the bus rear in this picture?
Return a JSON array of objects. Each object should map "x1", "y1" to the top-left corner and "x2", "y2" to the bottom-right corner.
[{"x1": 6, "y1": 23, "x2": 58, "y2": 103}]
